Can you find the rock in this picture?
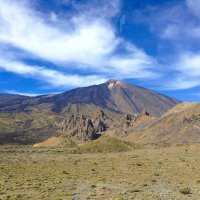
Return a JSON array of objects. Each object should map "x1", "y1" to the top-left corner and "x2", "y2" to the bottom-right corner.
[
  {"x1": 95, "y1": 120, "x2": 107, "y2": 132},
  {"x1": 95, "y1": 109, "x2": 109, "y2": 121}
]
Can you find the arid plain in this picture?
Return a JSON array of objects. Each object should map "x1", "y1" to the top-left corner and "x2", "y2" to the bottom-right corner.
[
  {"x1": 0, "y1": 81, "x2": 200, "y2": 200},
  {"x1": 0, "y1": 144, "x2": 200, "y2": 200}
]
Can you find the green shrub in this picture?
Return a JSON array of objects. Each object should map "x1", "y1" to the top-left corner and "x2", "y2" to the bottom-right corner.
[{"x1": 179, "y1": 187, "x2": 191, "y2": 194}]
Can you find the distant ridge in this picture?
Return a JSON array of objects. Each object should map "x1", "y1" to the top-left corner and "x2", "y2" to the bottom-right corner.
[
  {"x1": 0, "y1": 94, "x2": 29, "y2": 107},
  {"x1": 0, "y1": 80, "x2": 181, "y2": 116},
  {"x1": 0, "y1": 80, "x2": 181, "y2": 144}
]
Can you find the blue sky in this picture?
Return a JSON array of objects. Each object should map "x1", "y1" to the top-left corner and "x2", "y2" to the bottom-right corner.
[{"x1": 0, "y1": 0, "x2": 200, "y2": 102}]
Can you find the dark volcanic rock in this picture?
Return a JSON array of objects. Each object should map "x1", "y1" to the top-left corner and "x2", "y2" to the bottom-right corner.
[
  {"x1": 60, "y1": 114, "x2": 101, "y2": 141},
  {"x1": 94, "y1": 120, "x2": 107, "y2": 132}
]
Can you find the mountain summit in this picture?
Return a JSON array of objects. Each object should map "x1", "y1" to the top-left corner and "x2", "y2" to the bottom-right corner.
[
  {"x1": 36, "y1": 79, "x2": 180, "y2": 116},
  {"x1": 0, "y1": 80, "x2": 180, "y2": 116},
  {"x1": 103, "y1": 79, "x2": 180, "y2": 116},
  {"x1": 0, "y1": 80, "x2": 181, "y2": 144}
]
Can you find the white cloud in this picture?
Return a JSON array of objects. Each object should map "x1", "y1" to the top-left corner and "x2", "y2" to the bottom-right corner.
[
  {"x1": 163, "y1": 77, "x2": 200, "y2": 90},
  {"x1": 0, "y1": 0, "x2": 157, "y2": 86},
  {"x1": 4, "y1": 90, "x2": 42, "y2": 97},
  {"x1": 71, "y1": 0, "x2": 121, "y2": 19},
  {"x1": 176, "y1": 54, "x2": 200, "y2": 77},
  {"x1": 162, "y1": 25, "x2": 179, "y2": 39},
  {"x1": 2, "y1": 0, "x2": 200, "y2": 92},
  {"x1": 108, "y1": 53, "x2": 157, "y2": 79},
  {"x1": 161, "y1": 53, "x2": 200, "y2": 90},
  {"x1": 131, "y1": 1, "x2": 200, "y2": 90},
  {"x1": 0, "y1": 0, "x2": 117, "y2": 65},
  {"x1": 0, "y1": 0, "x2": 116, "y2": 65},
  {"x1": 0, "y1": 58, "x2": 107, "y2": 88},
  {"x1": 134, "y1": 2, "x2": 200, "y2": 41},
  {"x1": 186, "y1": 0, "x2": 200, "y2": 16}
]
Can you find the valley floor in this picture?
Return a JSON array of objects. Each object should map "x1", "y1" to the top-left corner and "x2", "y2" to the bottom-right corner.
[{"x1": 0, "y1": 145, "x2": 200, "y2": 200}]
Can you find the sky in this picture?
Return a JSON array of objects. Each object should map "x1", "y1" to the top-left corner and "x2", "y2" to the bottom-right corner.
[{"x1": 0, "y1": 0, "x2": 200, "y2": 102}]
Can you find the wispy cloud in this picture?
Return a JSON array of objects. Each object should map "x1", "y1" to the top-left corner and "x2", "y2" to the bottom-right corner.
[
  {"x1": 0, "y1": 0, "x2": 158, "y2": 89},
  {"x1": 131, "y1": 0, "x2": 200, "y2": 91},
  {"x1": 0, "y1": 58, "x2": 107, "y2": 88},
  {"x1": 1, "y1": 0, "x2": 199, "y2": 92},
  {"x1": 4, "y1": 90, "x2": 42, "y2": 97},
  {"x1": 165, "y1": 53, "x2": 200, "y2": 90},
  {"x1": 186, "y1": 0, "x2": 200, "y2": 17}
]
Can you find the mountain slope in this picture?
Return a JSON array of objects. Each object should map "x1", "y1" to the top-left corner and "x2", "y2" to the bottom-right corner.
[
  {"x1": 39, "y1": 79, "x2": 180, "y2": 116},
  {"x1": 0, "y1": 80, "x2": 181, "y2": 116},
  {"x1": 104, "y1": 80, "x2": 180, "y2": 116},
  {"x1": 34, "y1": 103, "x2": 200, "y2": 148},
  {"x1": 0, "y1": 94, "x2": 29, "y2": 107},
  {"x1": 0, "y1": 80, "x2": 181, "y2": 144},
  {"x1": 133, "y1": 103, "x2": 200, "y2": 146}
]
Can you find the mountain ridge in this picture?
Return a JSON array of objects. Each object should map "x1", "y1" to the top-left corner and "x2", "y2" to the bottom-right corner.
[
  {"x1": 0, "y1": 80, "x2": 182, "y2": 144},
  {"x1": 0, "y1": 80, "x2": 181, "y2": 116}
]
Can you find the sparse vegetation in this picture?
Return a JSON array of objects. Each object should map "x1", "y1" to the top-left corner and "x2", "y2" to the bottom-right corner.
[
  {"x1": 179, "y1": 187, "x2": 191, "y2": 194},
  {"x1": 79, "y1": 136, "x2": 135, "y2": 153},
  {"x1": 0, "y1": 145, "x2": 199, "y2": 199}
]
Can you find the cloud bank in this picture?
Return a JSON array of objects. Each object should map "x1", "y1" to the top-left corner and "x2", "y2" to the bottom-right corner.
[
  {"x1": 0, "y1": 0, "x2": 157, "y2": 89},
  {"x1": 0, "y1": 0, "x2": 200, "y2": 93}
]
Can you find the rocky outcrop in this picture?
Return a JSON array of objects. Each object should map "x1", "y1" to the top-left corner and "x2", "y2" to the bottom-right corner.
[
  {"x1": 61, "y1": 114, "x2": 85, "y2": 131},
  {"x1": 70, "y1": 118, "x2": 99, "y2": 141},
  {"x1": 95, "y1": 109, "x2": 109, "y2": 121},
  {"x1": 60, "y1": 114, "x2": 104, "y2": 141},
  {"x1": 93, "y1": 109, "x2": 109, "y2": 132},
  {"x1": 94, "y1": 120, "x2": 107, "y2": 132},
  {"x1": 0, "y1": 80, "x2": 182, "y2": 144},
  {"x1": 110, "y1": 110, "x2": 151, "y2": 137}
]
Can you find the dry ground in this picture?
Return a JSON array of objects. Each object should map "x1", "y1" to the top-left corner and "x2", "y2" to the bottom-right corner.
[{"x1": 0, "y1": 145, "x2": 200, "y2": 200}]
